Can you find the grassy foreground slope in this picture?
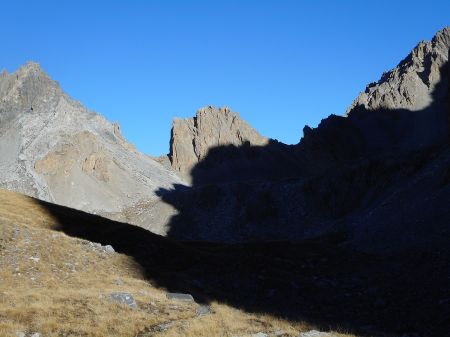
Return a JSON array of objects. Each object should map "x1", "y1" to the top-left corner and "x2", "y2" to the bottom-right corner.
[
  {"x1": 2, "y1": 187, "x2": 448, "y2": 336},
  {"x1": 0, "y1": 188, "x2": 351, "y2": 337}
]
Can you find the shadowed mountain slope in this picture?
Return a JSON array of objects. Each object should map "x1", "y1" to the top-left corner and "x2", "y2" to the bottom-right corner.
[
  {"x1": 152, "y1": 28, "x2": 450, "y2": 251},
  {"x1": 167, "y1": 28, "x2": 450, "y2": 184}
]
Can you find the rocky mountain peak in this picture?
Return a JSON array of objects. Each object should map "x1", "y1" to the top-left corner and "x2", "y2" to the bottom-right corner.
[
  {"x1": 17, "y1": 61, "x2": 47, "y2": 77},
  {"x1": 0, "y1": 62, "x2": 182, "y2": 220},
  {"x1": 347, "y1": 26, "x2": 449, "y2": 114},
  {"x1": 433, "y1": 26, "x2": 450, "y2": 48},
  {"x1": 0, "y1": 61, "x2": 61, "y2": 123},
  {"x1": 14, "y1": 62, "x2": 57, "y2": 94},
  {"x1": 169, "y1": 105, "x2": 269, "y2": 182}
]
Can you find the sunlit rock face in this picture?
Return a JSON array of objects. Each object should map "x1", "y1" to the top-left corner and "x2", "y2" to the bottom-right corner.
[
  {"x1": 0, "y1": 62, "x2": 182, "y2": 216},
  {"x1": 169, "y1": 106, "x2": 269, "y2": 183},
  {"x1": 348, "y1": 27, "x2": 450, "y2": 113}
]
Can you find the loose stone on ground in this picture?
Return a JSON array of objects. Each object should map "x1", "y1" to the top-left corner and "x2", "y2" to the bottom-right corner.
[{"x1": 110, "y1": 292, "x2": 137, "y2": 309}]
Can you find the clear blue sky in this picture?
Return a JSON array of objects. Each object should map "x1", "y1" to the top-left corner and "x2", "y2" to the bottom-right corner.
[{"x1": 1, "y1": 1, "x2": 449, "y2": 155}]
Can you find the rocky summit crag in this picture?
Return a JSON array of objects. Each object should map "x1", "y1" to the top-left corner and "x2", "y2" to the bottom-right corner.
[
  {"x1": 169, "y1": 106, "x2": 269, "y2": 182},
  {"x1": 348, "y1": 27, "x2": 450, "y2": 114}
]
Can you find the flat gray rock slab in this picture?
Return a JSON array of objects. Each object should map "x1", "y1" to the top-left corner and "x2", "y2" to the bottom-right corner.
[
  {"x1": 156, "y1": 321, "x2": 175, "y2": 332},
  {"x1": 110, "y1": 292, "x2": 137, "y2": 309},
  {"x1": 272, "y1": 331, "x2": 286, "y2": 336},
  {"x1": 299, "y1": 330, "x2": 334, "y2": 337},
  {"x1": 166, "y1": 292, "x2": 194, "y2": 301},
  {"x1": 252, "y1": 333, "x2": 268, "y2": 337},
  {"x1": 196, "y1": 304, "x2": 212, "y2": 316}
]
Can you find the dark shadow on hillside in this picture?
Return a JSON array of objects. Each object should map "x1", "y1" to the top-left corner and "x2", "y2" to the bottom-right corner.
[{"x1": 38, "y1": 60, "x2": 450, "y2": 337}]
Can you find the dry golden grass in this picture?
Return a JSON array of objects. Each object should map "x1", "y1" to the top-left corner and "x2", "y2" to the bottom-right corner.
[
  {"x1": 152, "y1": 302, "x2": 307, "y2": 337},
  {"x1": 0, "y1": 189, "x2": 354, "y2": 337}
]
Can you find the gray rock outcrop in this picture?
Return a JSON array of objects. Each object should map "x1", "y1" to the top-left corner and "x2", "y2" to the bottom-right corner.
[
  {"x1": 166, "y1": 292, "x2": 194, "y2": 301},
  {"x1": 298, "y1": 331, "x2": 334, "y2": 337},
  {"x1": 110, "y1": 292, "x2": 137, "y2": 309}
]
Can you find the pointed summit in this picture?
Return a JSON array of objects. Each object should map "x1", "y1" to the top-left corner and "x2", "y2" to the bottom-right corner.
[
  {"x1": 0, "y1": 61, "x2": 61, "y2": 117},
  {"x1": 21, "y1": 61, "x2": 44, "y2": 72},
  {"x1": 432, "y1": 26, "x2": 450, "y2": 49},
  {"x1": 15, "y1": 61, "x2": 50, "y2": 82}
]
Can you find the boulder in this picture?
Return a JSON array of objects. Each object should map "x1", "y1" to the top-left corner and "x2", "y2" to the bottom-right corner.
[
  {"x1": 299, "y1": 330, "x2": 333, "y2": 337},
  {"x1": 166, "y1": 292, "x2": 194, "y2": 302},
  {"x1": 110, "y1": 292, "x2": 137, "y2": 309},
  {"x1": 196, "y1": 304, "x2": 212, "y2": 316}
]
